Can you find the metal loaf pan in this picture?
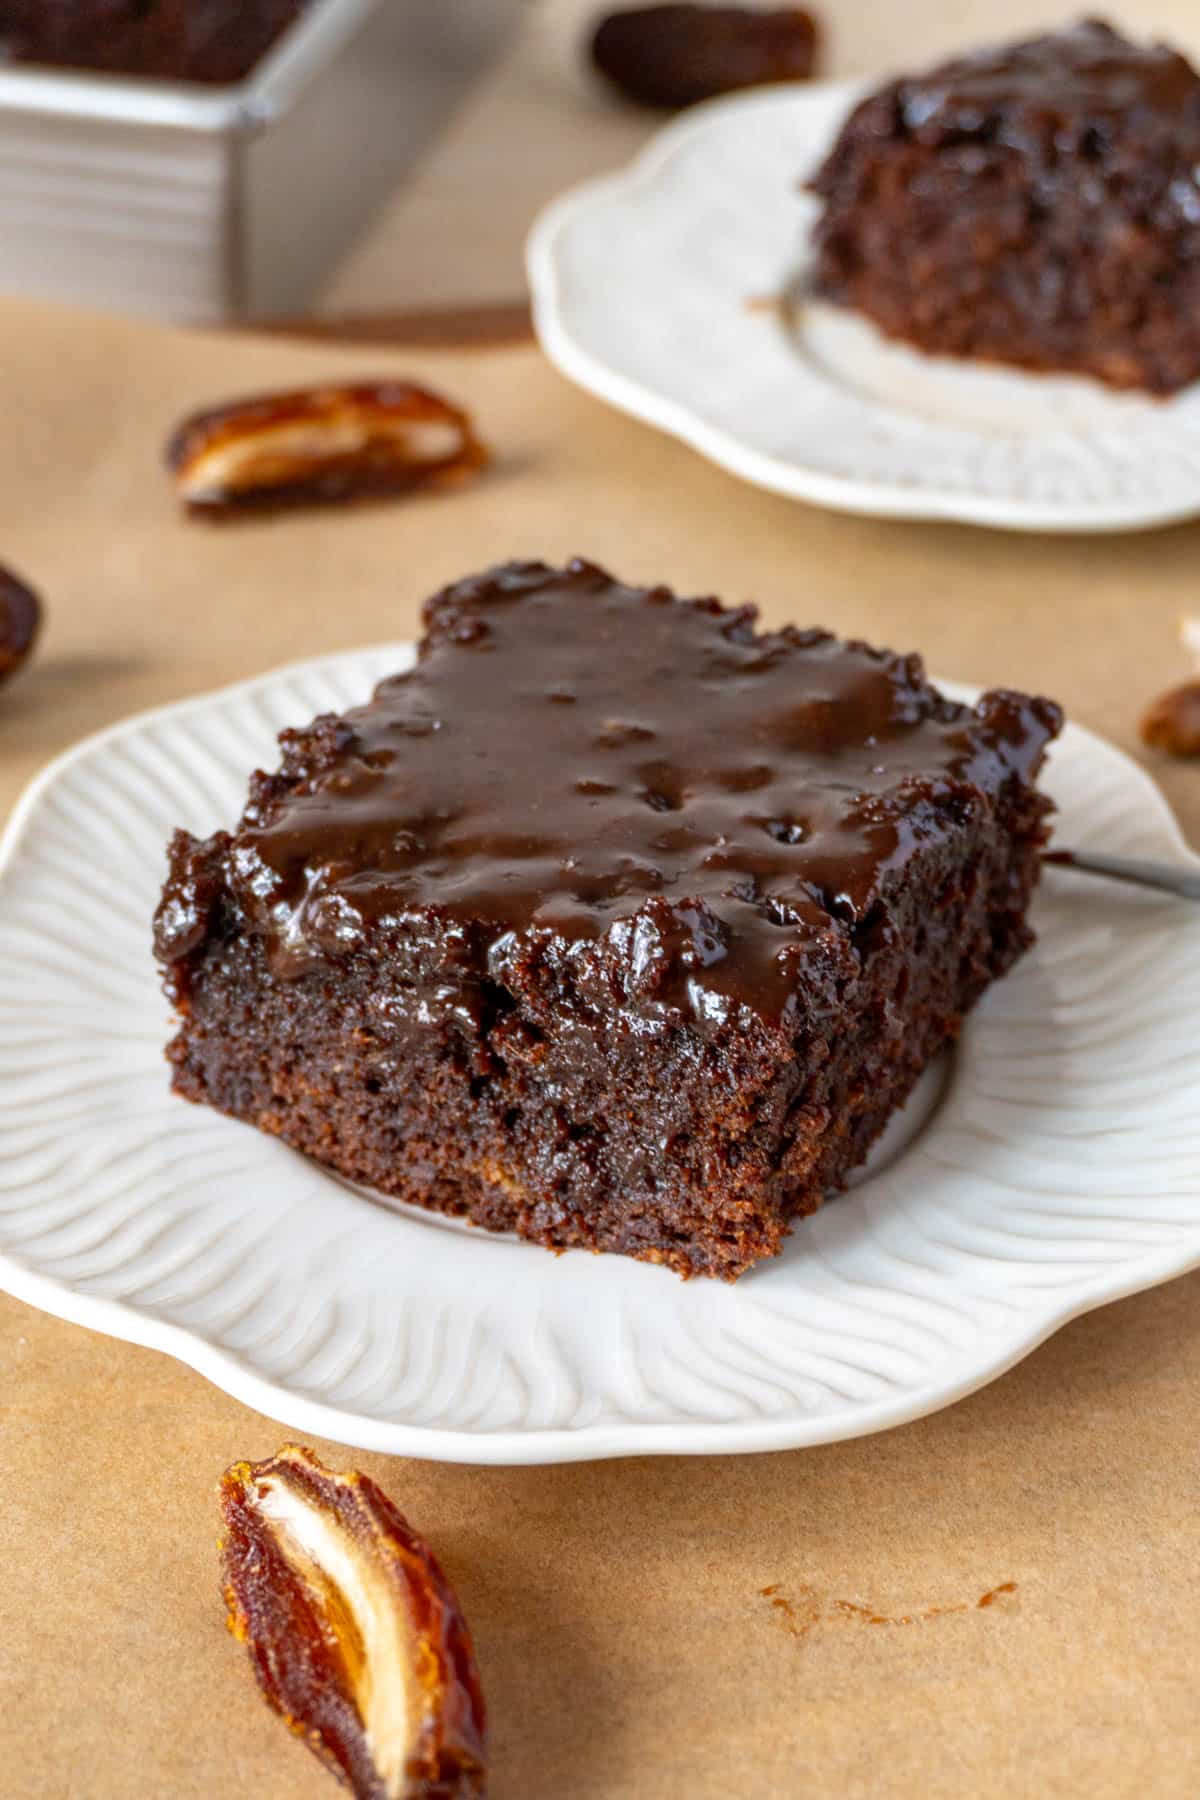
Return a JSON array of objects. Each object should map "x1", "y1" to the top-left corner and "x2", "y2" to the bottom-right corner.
[{"x1": 0, "y1": 0, "x2": 452, "y2": 323}]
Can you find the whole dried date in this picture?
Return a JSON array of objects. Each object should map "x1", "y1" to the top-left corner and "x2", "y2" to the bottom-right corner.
[
  {"x1": 220, "y1": 1446, "x2": 487, "y2": 1799},
  {"x1": 591, "y1": 4, "x2": 818, "y2": 109},
  {"x1": 166, "y1": 380, "x2": 489, "y2": 516},
  {"x1": 0, "y1": 564, "x2": 41, "y2": 685}
]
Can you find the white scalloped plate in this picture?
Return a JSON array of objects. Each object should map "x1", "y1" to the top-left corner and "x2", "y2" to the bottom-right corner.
[
  {"x1": 527, "y1": 80, "x2": 1200, "y2": 533},
  {"x1": 1, "y1": 647, "x2": 1199, "y2": 1463}
]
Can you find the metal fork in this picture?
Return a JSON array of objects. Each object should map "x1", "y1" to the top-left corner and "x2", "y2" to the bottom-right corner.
[{"x1": 1043, "y1": 848, "x2": 1200, "y2": 902}]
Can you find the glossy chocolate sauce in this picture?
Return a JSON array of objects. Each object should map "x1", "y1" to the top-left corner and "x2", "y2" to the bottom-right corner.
[
  {"x1": 894, "y1": 18, "x2": 1200, "y2": 147},
  {"x1": 158, "y1": 561, "x2": 1060, "y2": 1020}
]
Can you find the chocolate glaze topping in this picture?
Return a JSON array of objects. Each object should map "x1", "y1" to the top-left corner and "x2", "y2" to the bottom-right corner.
[
  {"x1": 156, "y1": 560, "x2": 1061, "y2": 1020},
  {"x1": 890, "y1": 17, "x2": 1200, "y2": 151}
]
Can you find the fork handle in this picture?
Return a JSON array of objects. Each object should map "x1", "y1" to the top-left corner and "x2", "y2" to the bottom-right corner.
[{"x1": 1043, "y1": 848, "x2": 1200, "y2": 902}]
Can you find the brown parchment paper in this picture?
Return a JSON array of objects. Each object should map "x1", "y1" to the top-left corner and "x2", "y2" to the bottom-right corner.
[{"x1": 1, "y1": 299, "x2": 1199, "y2": 1800}]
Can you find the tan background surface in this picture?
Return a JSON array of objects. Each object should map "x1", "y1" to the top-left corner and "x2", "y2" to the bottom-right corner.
[{"x1": 1, "y1": 301, "x2": 1199, "y2": 1798}]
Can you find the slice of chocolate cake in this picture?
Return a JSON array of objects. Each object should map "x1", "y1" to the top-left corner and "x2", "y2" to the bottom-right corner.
[
  {"x1": 154, "y1": 559, "x2": 1061, "y2": 1280},
  {"x1": 807, "y1": 19, "x2": 1200, "y2": 394}
]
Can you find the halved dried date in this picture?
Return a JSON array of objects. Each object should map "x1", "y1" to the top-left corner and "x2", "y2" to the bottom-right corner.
[
  {"x1": 591, "y1": 4, "x2": 818, "y2": 110},
  {"x1": 1139, "y1": 617, "x2": 1200, "y2": 756},
  {"x1": 166, "y1": 381, "x2": 489, "y2": 516},
  {"x1": 220, "y1": 1446, "x2": 487, "y2": 1799},
  {"x1": 0, "y1": 564, "x2": 41, "y2": 685},
  {"x1": 1140, "y1": 681, "x2": 1200, "y2": 758}
]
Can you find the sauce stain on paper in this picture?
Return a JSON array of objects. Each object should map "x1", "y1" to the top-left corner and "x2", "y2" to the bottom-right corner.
[
  {"x1": 760, "y1": 1580, "x2": 1019, "y2": 1643},
  {"x1": 760, "y1": 1582, "x2": 822, "y2": 1640},
  {"x1": 976, "y1": 1581, "x2": 1018, "y2": 1608}
]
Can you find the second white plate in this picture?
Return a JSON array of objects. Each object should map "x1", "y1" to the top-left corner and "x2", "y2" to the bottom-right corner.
[
  {"x1": 528, "y1": 80, "x2": 1200, "y2": 533},
  {"x1": 0, "y1": 648, "x2": 1199, "y2": 1462}
]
